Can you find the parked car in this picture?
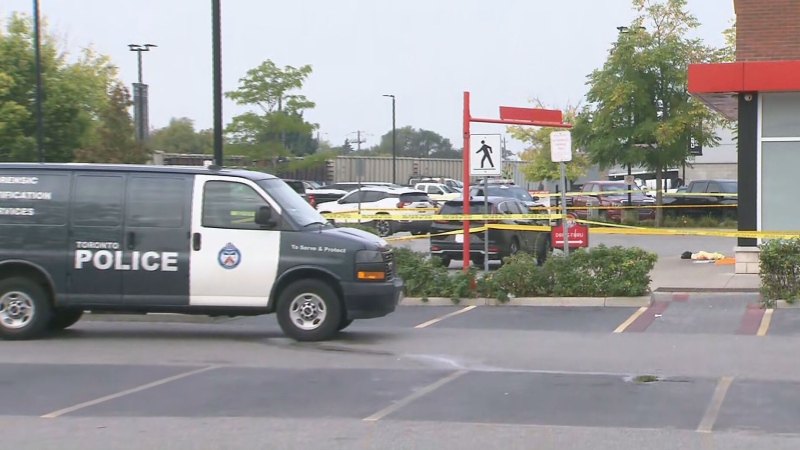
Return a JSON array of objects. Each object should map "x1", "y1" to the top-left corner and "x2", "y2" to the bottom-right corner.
[
  {"x1": 300, "y1": 181, "x2": 348, "y2": 206},
  {"x1": 662, "y1": 179, "x2": 737, "y2": 219},
  {"x1": 468, "y1": 183, "x2": 550, "y2": 216},
  {"x1": 570, "y1": 181, "x2": 656, "y2": 222},
  {"x1": 325, "y1": 181, "x2": 401, "y2": 191},
  {"x1": 408, "y1": 176, "x2": 463, "y2": 192},
  {"x1": 413, "y1": 182, "x2": 461, "y2": 203},
  {"x1": 316, "y1": 186, "x2": 435, "y2": 237},
  {"x1": 429, "y1": 196, "x2": 553, "y2": 268}
]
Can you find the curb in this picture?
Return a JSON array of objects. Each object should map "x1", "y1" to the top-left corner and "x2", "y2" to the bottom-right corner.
[
  {"x1": 776, "y1": 300, "x2": 800, "y2": 309},
  {"x1": 398, "y1": 296, "x2": 652, "y2": 308},
  {"x1": 82, "y1": 312, "x2": 238, "y2": 324}
]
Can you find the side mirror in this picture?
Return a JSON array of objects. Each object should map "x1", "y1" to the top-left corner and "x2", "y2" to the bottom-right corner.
[
  {"x1": 531, "y1": 196, "x2": 540, "y2": 202},
  {"x1": 255, "y1": 206, "x2": 275, "y2": 226}
]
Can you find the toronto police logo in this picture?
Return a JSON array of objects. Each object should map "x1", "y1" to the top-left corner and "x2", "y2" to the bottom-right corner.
[{"x1": 218, "y1": 242, "x2": 241, "y2": 269}]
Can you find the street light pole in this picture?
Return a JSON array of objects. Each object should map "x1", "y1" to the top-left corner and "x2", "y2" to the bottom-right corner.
[
  {"x1": 33, "y1": 0, "x2": 44, "y2": 162},
  {"x1": 128, "y1": 43, "x2": 156, "y2": 142},
  {"x1": 383, "y1": 94, "x2": 396, "y2": 184},
  {"x1": 212, "y1": 0, "x2": 223, "y2": 167}
]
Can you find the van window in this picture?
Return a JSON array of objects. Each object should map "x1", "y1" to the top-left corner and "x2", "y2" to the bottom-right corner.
[
  {"x1": 126, "y1": 176, "x2": 185, "y2": 228},
  {"x1": 202, "y1": 181, "x2": 270, "y2": 230},
  {"x1": 71, "y1": 175, "x2": 124, "y2": 227}
]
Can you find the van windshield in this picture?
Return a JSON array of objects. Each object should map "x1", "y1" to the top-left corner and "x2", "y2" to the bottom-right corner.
[{"x1": 257, "y1": 178, "x2": 329, "y2": 228}]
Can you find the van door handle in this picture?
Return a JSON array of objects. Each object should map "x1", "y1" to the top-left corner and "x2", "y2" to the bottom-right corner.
[
  {"x1": 192, "y1": 233, "x2": 202, "y2": 251},
  {"x1": 126, "y1": 231, "x2": 136, "y2": 250}
]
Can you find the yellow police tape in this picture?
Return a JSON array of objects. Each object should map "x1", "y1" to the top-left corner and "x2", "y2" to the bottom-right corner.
[
  {"x1": 534, "y1": 190, "x2": 737, "y2": 198},
  {"x1": 324, "y1": 203, "x2": 736, "y2": 214},
  {"x1": 321, "y1": 213, "x2": 558, "y2": 220}
]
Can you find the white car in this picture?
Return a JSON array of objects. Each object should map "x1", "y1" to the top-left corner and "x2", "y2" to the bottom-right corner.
[
  {"x1": 316, "y1": 186, "x2": 435, "y2": 237},
  {"x1": 414, "y1": 183, "x2": 462, "y2": 203}
]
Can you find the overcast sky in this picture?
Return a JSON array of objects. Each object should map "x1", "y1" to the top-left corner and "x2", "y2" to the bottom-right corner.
[{"x1": 3, "y1": 0, "x2": 734, "y2": 153}]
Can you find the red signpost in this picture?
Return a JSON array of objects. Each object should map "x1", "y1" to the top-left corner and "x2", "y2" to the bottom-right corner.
[
  {"x1": 550, "y1": 213, "x2": 589, "y2": 248},
  {"x1": 461, "y1": 92, "x2": 572, "y2": 270}
]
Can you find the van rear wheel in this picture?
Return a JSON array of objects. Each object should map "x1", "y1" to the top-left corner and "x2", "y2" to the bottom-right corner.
[
  {"x1": 276, "y1": 279, "x2": 342, "y2": 342},
  {"x1": 0, "y1": 277, "x2": 53, "y2": 341}
]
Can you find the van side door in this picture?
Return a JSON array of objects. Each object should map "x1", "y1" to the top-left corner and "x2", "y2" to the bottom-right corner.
[
  {"x1": 67, "y1": 172, "x2": 126, "y2": 304},
  {"x1": 122, "y1": 173, "x2": 193, "y2": 307},
  {"x1": 188, "y1": 175, "x2": 281, "y2": 308}
]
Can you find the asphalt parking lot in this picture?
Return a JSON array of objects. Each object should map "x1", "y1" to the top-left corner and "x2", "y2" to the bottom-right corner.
[{"x1": 3, "y1": 298, "x2": 800, "y2": 449}]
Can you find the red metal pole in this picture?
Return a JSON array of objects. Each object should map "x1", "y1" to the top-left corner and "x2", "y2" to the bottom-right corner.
[{"x1": 462, "y1": 92, "x2": 471, "y2": 270}]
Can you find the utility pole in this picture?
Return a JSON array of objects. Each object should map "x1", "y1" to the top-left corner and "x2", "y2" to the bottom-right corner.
[
  {"x1": 128, "y1": 43, "x2": 157, "y2": 143},
  {"x1": 348, "y1": 131, "x2": 369, "y2": 152},
  {"x1": 382, "y1": 94, "x2": 396, "y2": 183},
  {"x1": 212, "y1": 0, "x2": 223, "y2": 167},
  {"x1": 33, "y1": 0, "x2": 44, "y2": 162}
]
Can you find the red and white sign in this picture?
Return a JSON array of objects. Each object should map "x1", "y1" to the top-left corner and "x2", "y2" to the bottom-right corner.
[{"x1": 551, "y1": 213, "x2": 589, "y2": 248}]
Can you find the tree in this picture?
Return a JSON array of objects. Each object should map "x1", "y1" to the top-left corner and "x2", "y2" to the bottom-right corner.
[
  {"x1": 370, "y1": 126, "x2": 460, "y2": 158},
  {"x1": 74, "y1": 83, "x2": 149, "y2": 164},
  {"x1": 0, "y1": 13, "x2": 121, "y2": 162},
  {"x1": 224, "y1": 60, "x2": 318, "y2": 158},
  {"x1": 573, "y1": 0, "x2": 726, "y2": 226},
  {"x1": 149, "y1": 117, "x2": 213, "y2": 154},
  {"x1": 507, "y1": 100, "x2": 590, "y2": 183}
]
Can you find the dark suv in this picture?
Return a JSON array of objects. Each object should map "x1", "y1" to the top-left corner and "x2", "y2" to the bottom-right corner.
[{"x1": 429, "y1": 196, "x2": 553, "y2": 267}]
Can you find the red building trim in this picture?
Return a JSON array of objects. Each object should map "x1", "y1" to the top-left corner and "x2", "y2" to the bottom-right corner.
[{"x1": 688, "y1": 60, "x2": 800, "y2": 119}]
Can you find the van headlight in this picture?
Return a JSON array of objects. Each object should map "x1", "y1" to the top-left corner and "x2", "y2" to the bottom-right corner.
[{"x1": 355, "y1": 250, "x2": 386, "y2": 281}]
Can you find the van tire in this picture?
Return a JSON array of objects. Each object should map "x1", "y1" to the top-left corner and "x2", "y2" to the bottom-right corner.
[
  {"x1": 338, "y1": 318, "x2": 354, "y2": 331},
  {"x1": 276, "y1": 279, "x2": 342, "y2": 342},
  {"x1": 48, "y1": 310, "x2": 84, "y2": 331},
  {"x1": 0, "y1": 276, "x2": 53, "y2": 341}
]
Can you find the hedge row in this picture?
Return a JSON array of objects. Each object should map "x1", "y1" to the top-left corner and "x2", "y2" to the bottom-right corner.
[
  {"x1": 759, "y1": 238, "x2": 800, "y2": 307},
  {"x1": 392, "y1": 245, "x2": 658, "y2": 302}
]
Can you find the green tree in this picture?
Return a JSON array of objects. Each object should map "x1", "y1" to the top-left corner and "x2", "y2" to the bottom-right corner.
[
  {"x1": 0, "y1": 13, "x2": 120, "y2": 162},
  {"x1": 224, "y1": 60, "x2": 318, "y2": 158},
  {"x1": 507, "y1": 100, "x2": 589, "y2": 182},
  {"x1": 74, "y1": 83, "x2": 149, "y2": 164},
  {"x1": 149, "y1": 117, "x2": 213, "y2": 154},
  {"x1": 370, "y1": 126, "x2": 459, "y2": 158},
  {"x1": 573, "y1": 0, "x2": 725, "y2": 226}
]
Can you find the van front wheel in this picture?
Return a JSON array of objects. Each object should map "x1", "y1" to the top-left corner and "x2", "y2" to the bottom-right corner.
[
  {"x1": 276, "y1": 279, "x2": 342, "y2": 342},
  {"x1": 0, "y1": 277, "x2": 53, "y2": 340}
]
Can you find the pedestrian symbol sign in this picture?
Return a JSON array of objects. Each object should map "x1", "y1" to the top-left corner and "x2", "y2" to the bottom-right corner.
[{"x1": 469, "y1": 134, "x2": 502, "y2": 176}]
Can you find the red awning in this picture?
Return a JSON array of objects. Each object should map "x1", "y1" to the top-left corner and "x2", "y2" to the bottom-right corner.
[{"x1": 688, "y1": 60, "x2": 800, "y2": 120}]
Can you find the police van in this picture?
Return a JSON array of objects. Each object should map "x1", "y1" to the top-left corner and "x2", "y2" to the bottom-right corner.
[{"x1": 0, "y1": 163, "x2": 402, "y2": 342}]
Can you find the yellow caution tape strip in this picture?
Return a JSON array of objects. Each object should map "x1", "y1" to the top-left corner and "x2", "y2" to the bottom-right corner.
[
  {"x1": 322, "y1": 213, "x2": 559, "y2": 220},
  {"x1": 533, "y1": 190, "x2": 737, "y2": 198},
  {"x1": 385, "y1": 226, "x2": 488, "y2": 242}
]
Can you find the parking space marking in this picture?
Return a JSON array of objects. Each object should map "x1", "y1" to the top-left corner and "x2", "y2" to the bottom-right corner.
[
  {"x1": 737, "y1": 304, "x2": 766, "y2": 335},
  {"x1": 757, "y1": 309, "x2": 774, "y2": 336},
  {"x1": 40, "y1": 365, "x2": 221, "y2": 419},
  {"x1": 362, "y1": 369, "x2": 468, "y2": 422},
  {"x1": 414, "y1": 306, "x2": 478, "y2": 329},
  {"x1": 696, "y1": 376, "x2": 734, "y2": 433},
  {"x1": 620, "y1": 301, "x2": 670, "y2": 333},
  {"x1": 613, "y1": 307, "x2": 648, "y2": 333}
]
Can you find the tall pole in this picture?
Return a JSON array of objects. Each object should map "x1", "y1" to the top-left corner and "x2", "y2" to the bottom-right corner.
[
  {"x1": 137, "y1": 51, "x2": 143, "y2": 83},
  {"x1": 128, "y1": 44, "x2": 156, "y2": 142},
  {"x1": 462, "y1": 92, "x2": 471, "y2": 271},
  {"x1": 560, "y1": 161, "x2": 570, "y2": 257},
  {"x1": 391, "y1": 97, "x2": 396, "y2": 184},
  {"x1": 383, "y1": 94, "x2": 397, "y2": 184},
  {"x1": 33, "y1": 0, "x2": 44, "y2": 163},
  {"x1": 212, "y1": 0, "x2": 223, "y2": 167}
]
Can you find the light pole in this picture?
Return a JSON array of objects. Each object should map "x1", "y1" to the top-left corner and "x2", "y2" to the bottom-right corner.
[
  {"x1": 33, "y1": 0, "x2": 43, "y2": 162},
  {"x1": 383, "y1": 94, "x2": 396, "y2": 184},
  {"x1": 211, "y1": 0, "x2": 223, "y2": 167},
  {"x1": 128, "y1": 43, "x2": 157, "y2": 142}
]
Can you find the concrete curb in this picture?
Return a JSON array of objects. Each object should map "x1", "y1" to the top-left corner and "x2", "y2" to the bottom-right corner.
[
  {"x1": 81, "y1": 312, "x2": 238, "y2": 324},
  {"x1": 398, "y1": 296, "x2": 652, "y2": 308},
  {"x1": 776, "y1": 300, "x2": 800, "y2": 309}
]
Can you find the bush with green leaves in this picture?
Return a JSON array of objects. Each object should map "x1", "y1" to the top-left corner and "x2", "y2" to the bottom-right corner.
[
  {"x1": 391, "y1": 244, "x2": 657, "y2": 301},
  {"x1": 759, "y1": 238, "x2": 800, "y2": 307}
]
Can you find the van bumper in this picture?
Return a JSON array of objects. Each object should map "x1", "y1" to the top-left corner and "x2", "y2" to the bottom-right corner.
[{"x1": 341, "y1": 277, "x2": 403, "y2": 319}]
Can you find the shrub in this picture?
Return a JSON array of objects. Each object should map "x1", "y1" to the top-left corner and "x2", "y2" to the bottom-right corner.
[
  {"x1": 759, "y1": 238, "x2": 800, "y2": 307},
  {"x1": 391, "y1": 244, "x2": 658, "y2": 300}
]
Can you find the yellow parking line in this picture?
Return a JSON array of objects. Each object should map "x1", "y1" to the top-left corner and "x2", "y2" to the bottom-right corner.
[
  {"x1": 696, "y1": 376, "x2": 734, "y2": 433},
  {"x1": 757, "y1": 308, "x2": 774, "y2": 336},
  {"x1": 613, "y1": 306, "x2": 648, "y2": 333},
  {"x1": 414, "y1": 305, "x2": 477, "y2": 329}
]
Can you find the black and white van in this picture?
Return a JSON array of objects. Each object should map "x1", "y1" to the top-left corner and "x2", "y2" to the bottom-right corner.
[{"x1": 0, "y1": 163, "x2": 402, "y2": 342}]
